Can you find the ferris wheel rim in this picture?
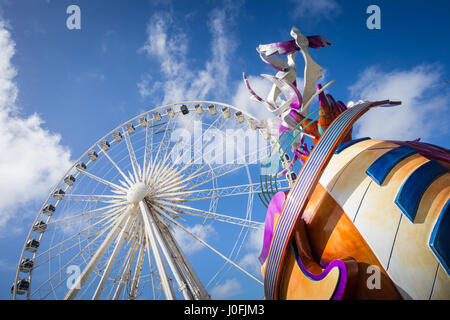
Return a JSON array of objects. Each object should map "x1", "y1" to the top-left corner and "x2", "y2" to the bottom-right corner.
[{"x1": 13, "y1": 100, "x2": 270, "y2": 300}]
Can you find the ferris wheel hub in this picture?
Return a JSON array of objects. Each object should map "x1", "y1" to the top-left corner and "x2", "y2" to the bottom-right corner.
[{"x1": 126, "y1": 181, "x2": 148, "y2": 203}]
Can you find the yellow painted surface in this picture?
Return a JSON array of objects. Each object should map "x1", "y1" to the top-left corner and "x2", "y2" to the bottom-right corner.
[
  {"x1": 319, "y1": 139, "x2": 382, "y2": 189},
  {"x1": 327, "y1": 141, "x2": 400, "y2": 223},
  {"x1": 320, "y1": 139, "x2": 450, "y2": 299},
  {"x1": 279, "y1": 253, "x2": 340, "y2": 300},
  {"x1": 388, "y1": 173, "x2": 450, "y2": 300},
  {"x1": 430, "y1": 265, "x2": 450, "y2": 300},
  {"x1": 354, "y1": 154, "x2": 429, "y2": 269}
]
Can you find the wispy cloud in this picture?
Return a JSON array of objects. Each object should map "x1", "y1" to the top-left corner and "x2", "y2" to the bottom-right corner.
[
  {"x1": 173, "y1": 223, "x2": 217, "y2": 255},
  {"x1": 231, "y1": 75, "x2": 274, "y2": 120},
  {"x1": 138, "y1": 2, "x2": 242, "y2": 105},
  {"x1": 349, "y1": 64, "x2": 449, "y2": 144},
  {"x1": 289, "y1": 0, "x2": 341, "y2": 20},
  {"x1": 0, "y1": 258, "x2": 15, "y2": 271},
  {"x1": 0, "y1": 19, "x2": 72, "y2": 230},
  {"x1": 210, "y1": 277, "x2": 243, "y2": 299},
  {"x1": 73, "y1": 71, "x2": 105, "y2": 83},
  {"x1": 238, "y1": 228, "x2": 264, "y2": 274},
  {"x1": 231, "y1": 74, "x2": 307, "y2": 120}
]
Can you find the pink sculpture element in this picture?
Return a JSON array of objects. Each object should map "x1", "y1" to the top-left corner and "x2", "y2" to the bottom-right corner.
[
  {"x1": 244, "y1": 27, "x2": 338, "y2": 180},
  {"x1": 259, "y1": 191, "x2": 287, "y2": 264},
  {"x1": 261, "y1": 74, "x2": 302, "y2": 110},
  {"x1": 257, "y1": 36, "x2": 331, "y2": 58},
  {"x1": 243, "y1": 26, "x2": 332, "y2": 134},
  {"x1": 258, "y1": 48, "x2": 290, "y2": 72},
  {"x1": 243, "y1": 72, "x2": 275, "y2": 111}
]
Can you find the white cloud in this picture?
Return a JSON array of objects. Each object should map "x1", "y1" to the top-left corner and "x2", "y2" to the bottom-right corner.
[
  {"x1": 139, "y1": 4, "x2": 240, "y2": 105},
  {"x1": 139, "y1": 11, "x2": 188, "y2": 79},
  {"x1": 231, "y1": 75, "x2": 274, "y2": 120},
  {"x1": 0, "y1": 20, "x2": 17, "y2": 112},
  {"x1": 137, "y1": 74, "x2": 154, "y2": 98},
  {"x1": 0, "y1": 19, "x2": 72, "y2": 229},
  {"x1": 0, "y1": 258, "x2": 15, "y2": 271},
  {"x1": 349, "y1": 64, "x2": 449, "y2": 143},
  {"x1": 174, "y1": 223, "x2": 216, "y2": 255},
  {"x1": 231, "y1": 75, "x2": 307, "y2": 121},
  {"x1": 210, "y1": 277, "x2": 243, "y2": 299},
  {"x1": 238, "y1": 228, "x2": 264, "y2": 274},
  {"x1": 290, "y1": 0, "x2": 341, "y2": 20},
  {"x1": 74, "y1": 71, "x2": 105, "y2": 83}
]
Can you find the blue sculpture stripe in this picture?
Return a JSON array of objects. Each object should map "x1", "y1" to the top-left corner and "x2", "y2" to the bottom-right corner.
[
  {"x1": 335, "y1": 137, "x2": 371, "y2": 154},
  {"x1": 366, "y1": 145, "x2": 418, "y2": 185},
  {"x1": 265, "y1": 107, "x2": 356, "y2": 298},
  {"x1": 265, "y1": 105, "x2": 356, "y2": 298},
  {"x1": 264, "y1": 102, "x2": 371, "y2": 299},
  {"x1": 395, "y1": 160, "x2": 447, "y2": 222},
  {"x1": 429, "y1": 199, "x2": 450, "y2": 275}
]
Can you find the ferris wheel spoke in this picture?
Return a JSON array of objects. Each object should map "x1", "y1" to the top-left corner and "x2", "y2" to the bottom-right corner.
[
  {"x1": 185, "y1": 142, "x2": 270, "y2": 186},
  {"x1": 77, "y1": 168, "x2": 128, "y2": 193},
  {"x1": 175, "y1": 152, "x2": 252, "y2": 190},
  {"x1": 92, "y1": 213, "x2": 136, "y2": 299},
  {"x1": 182, "y1": 163, "x2": 250, "y2": 193},
  {"x1": 145, "y1": 115, "x2": 175, "y2": 183},
  {"x1": 157, "y1": 180, "x2": 289, "y2": 201},
  {"x1": 207, "y1": 133, "x2": 271, "y2": 172},
  {"x1": 34, "y1": 208, "x2": 123, "y2": 267},
  {"x1": 129, "y1": 235, "x2": 147, "y2": 300},
  {"x1": 207, "y1": 222, "x2": 252, "y2": 290},
  {"x1": 142, "y1": 119, "x2": 154, "y2": 185},
  {"x1": 139, "y1": 202, "x2": 176, "y2": 300},
  {"x1": 149, "y1": 170, "x2": 187, "y2": 195},
  {"x1": 30, "y1": 213, "x2": 122, "y2": 298},
  {"x1": 62, "y1": 194, "x2": 126, "y2": 203},
  {"x1": 155, "y1": 216, "x2": 210, "y2": 300},
  {"x1": 106, "y1": 238, "x2": 135, "y2": 300},
  {"x1": 111, "y1": 228, "x2": 141, "y2": 300},
  {"x1": 152, "y1": 205, "x2": 263, "y2": 286},
  {"x1": 40, "y1": 263, "x2": 87, "y2": 299},
  {"x1": 150, "y1": 139, "x2": 185, "y2": 187},
  {"x1": 143, "y1": 124, "x2": 169, "y2": 184},
  {"x1": 46, "y1": 209, "x2": 120, "y2": 233},
  {"x1": 60, "y1": 213, "x2": 128, "y2": 299},
  {"x1": 105, "y1": 217, "x2": 141, "y2": 299},
  {"x1": 147, "y1": 153, "x2": 171, "y2": 190},
  {"x1": 46, "y1": 202, "x2": 124, "y2": 227},
  {"x1": 99, "y1": 146, "x2": 134, "y2": 187},
  {"x1": 157, "y1": 130, "x2": 182, "y2": 172},
  {"x1": 167, "y1": 111, "x2": 224, "y2": 175},
  {"x1": 78, "y1": 257, "x2": 111, "y2": 299},
  {"x1": 19, "y1": 102, "x2": 268, "y2": 301},
  {"x1": 123, "y1": 129, "x2": 142, "y2": 182},
  {"x1": 154, "y1": 199, "x2": 263, "y2": 230},
  {"x1": 168, "y1": 120, "x2": 230, "y2": 181},
  {"x1": 147, "y1": 132, "x2": 183, "y2": 187},
  {"x1": 141, "y1": 201, "x2": 195, "y2": 300},
  {"x1": 64, "y1": 204, "x2": 138, "y2": 300}
]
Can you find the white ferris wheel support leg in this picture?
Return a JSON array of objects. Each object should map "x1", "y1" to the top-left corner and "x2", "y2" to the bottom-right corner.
[
  {"x1": 154, "y1": 205, "x2": 264, "y2": 286},
  {"x1": 92, "y1": 213, "x2": 136, "y2": 299},
  {"x1": 64, "y1": 204, "x2": 138, "y2": 300},
  {"x1": 139, "y1": 201, "x2": 176, "y2": 300},
  {"x1": 139, "y1": 201, "x2": 193, "y2": 300},
  {"x1": 129, "y1": 235, "x2": 147, "y2": 300},
  {"x1": 111, "y1": 230, "x2": 140, "y2": 300},
  {"x1": 153, "y1": 212, "x2": 210, "y2": 300}
]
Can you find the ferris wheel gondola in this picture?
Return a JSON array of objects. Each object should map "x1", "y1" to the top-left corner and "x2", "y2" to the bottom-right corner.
[{"x1": 12, "y1": 101, "x2": 290, "y2": 300}]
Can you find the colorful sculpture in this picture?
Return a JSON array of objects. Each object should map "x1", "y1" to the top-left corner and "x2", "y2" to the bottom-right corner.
[{"x1": 246, "y1": 27, "x2": 450, "y2": 300}]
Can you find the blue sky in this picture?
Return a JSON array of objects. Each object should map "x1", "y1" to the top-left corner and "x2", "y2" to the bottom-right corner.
[{"x1": 0, "y1": 0, "x2": 449, "y2": 299}]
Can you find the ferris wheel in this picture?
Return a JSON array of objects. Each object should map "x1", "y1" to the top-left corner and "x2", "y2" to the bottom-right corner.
[{"x1": 11, "y1": 101, "x2": 290, "y2": 300}]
